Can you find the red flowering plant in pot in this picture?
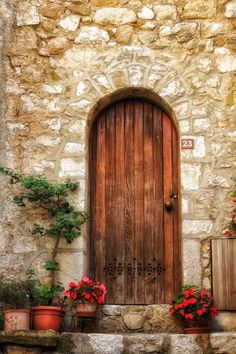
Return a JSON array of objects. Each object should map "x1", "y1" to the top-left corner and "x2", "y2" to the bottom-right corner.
[
  {"x1": 170, "y1": 285, "x2": 218, "y2": 334},
  {"x1": 64, "y1": 276, "x2": 107, "y2": 317}
]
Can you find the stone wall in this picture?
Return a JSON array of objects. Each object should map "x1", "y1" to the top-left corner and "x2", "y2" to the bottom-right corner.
[{"x1": 0, "y1": 0, "x2": 236, "y2": 304}]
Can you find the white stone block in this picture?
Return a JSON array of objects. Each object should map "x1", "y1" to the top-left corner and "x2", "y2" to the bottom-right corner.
[
  {"x1": 160, "y1": 79, "x2": 185, "y2": 100},
  {"x1": 35, "y1": 136, "x2": 61, "y2": 147},
  {"x1": 225, "y1": 0, "x2": 236, "y2": 17},
  {"x1": 17, "y1": 5, "x2": 40, "y2": 26},
  {"x1": 138, "y1": 7, "x2": 154, "y2": 20},
  {"x1": 63, "y1": 142, "x2": 85, "y2": 154},
  {"x1": 154, "y1": 4, "x2": 177, "y2": 21},
  {"x1": 214, "y1": 47, "x2": 236, "y2": 72},
  {"x1": 76, "y1": 81, "x2": 87, "y2": 96},
  {"x1": 59, "y1": 158, "x2": 85, "y2": 177},
  {"x1": 69, "y1": 99, "x2": 91, "y2": 111},
  {"x1": 182, "y1": 199, "x2": 188, "y2": 214},
  {"x1": 42, "y1": 84, "x2": 63, "y2": 94},
  {"x1": 94, "y1": 8, "x2": 137, "y2": 26},
  {"x1": 75, "y1": 26, "x2": 109, "y2": 43},
  {"x1": 181, "y1": 136, "x2": 206, "y2": 159},
  {"x1": 68, "y1": 120, "x2": 86, "y2": 134},
  {"x1": 88, "y1": 334, "x2": 124, "y2": 354},
  {"x1": 193, "y1": 118, "x2": 211, "y2": 132},
  {"x1": 181, "y1": 163, "x2": 201, "y2": 190},
  {"x1": 207, "y1": 176, "x2": 229, "y2": 188},
  {"x1": 59, "y1": 15, "x2": 81, "y2": 31},
  {"x1": 179, "y1": 120, "x2": 190, "y2": 133},
  {"x1": 43, "y1": 118, "x2": 61, "y2": 131},
  {"x1": 142, "y1": 21, "x2": 157, "y2": 29},
  {"x1": 183, "y1": 239, "x2": 201, "y2": 285},
  {"x1": 183, "y1": 220, "x2": 213, "y2": 234}
]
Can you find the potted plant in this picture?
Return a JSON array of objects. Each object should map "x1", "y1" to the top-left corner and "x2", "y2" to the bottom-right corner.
[
  {"x1": 64, "y1": 276, "x2": 107, "y2": 317},
  {"x1": 170, "y1": 285, "x2": 218, "y2": 334},
  {"x1": 0, "y1": 278, "x2": 32, "y2": 331},
  {"x1": 30, "y1": 282, "x2": 65, "y2": 331},
  {"x1": 0, "y1": 167, "x2": 88, "y2": 331}
]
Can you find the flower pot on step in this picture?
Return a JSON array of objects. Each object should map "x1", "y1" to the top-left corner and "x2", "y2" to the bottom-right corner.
[
  {"x1": 32, "y1": 306, "x2": 63, "y2": 331},
  {"x1": 77, "y1": 303, "x2": 97, "y2": 317},
  {"x1": 4, "y1": 309, "x2": 30, "y2": 331}
]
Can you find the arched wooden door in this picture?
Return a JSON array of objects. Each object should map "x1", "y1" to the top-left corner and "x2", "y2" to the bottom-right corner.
[{"x1": 89, "y1": 99, "x2": 181, "y2": 304}]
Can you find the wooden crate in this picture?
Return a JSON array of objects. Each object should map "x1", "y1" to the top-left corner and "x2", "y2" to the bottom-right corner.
[{"x1": 211, "y1": 238, "x2": 236, "y2": 310}]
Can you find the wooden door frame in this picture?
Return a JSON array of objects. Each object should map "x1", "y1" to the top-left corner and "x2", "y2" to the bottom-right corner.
[{"x1": 87, "y1": 90, "x2": 182, "y2": 302}]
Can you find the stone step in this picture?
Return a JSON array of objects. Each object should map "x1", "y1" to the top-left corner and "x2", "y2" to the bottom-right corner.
[{"x1": 57, "y1": 332, "x2": 236, "y2": 354}]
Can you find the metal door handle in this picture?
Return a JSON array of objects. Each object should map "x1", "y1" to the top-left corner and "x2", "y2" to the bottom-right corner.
[{"x1": 164, "y1": 200, "x2": 173, "y2": 210}]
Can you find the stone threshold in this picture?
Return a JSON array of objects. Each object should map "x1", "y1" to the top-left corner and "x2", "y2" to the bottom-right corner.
[
  {"x1": 0, "y1": 331, "x2": 236, "y2": 353},
  {"x1": 0, "y1": 330, "x2": 59, "y2": 347}
]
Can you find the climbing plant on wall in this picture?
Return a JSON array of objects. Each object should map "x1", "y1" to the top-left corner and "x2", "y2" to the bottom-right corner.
[{"x1": 0, "y1": 167, "x2": 88, "y2": 290}]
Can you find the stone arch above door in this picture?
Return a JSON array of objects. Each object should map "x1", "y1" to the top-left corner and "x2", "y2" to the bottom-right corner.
[{"x1": 43, "y1": 45, "x2": 215, "y2": 289}]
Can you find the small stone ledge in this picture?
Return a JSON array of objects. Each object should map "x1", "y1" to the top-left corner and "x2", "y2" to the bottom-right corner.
[{"x1": 0, "y1": 331, "x2": 59, "y2": 347}]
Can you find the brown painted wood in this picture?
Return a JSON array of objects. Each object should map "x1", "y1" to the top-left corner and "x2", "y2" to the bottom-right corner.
[
  {"x1": 143, "y1": 102, "x2": 155, "y2": 304},
  {"x1": 90, "y1": 99, "x2": 180, "y2": 304},
  {"x1": 114, "y1": 102, "x2": 125, "y2": 304},
  {"x1": 153, "y1": 107, "x2": 164, "y2": 303},
  {"x1": 124, "y1": 101, "x2": 135, "y2": 304},
  {"x1": 172, "y1": 124, "x2": 181, "y2": 295},
  {"x1": 212, "y1": 238, "x2": 236, "y2": 310},
  {"x1": 133, "y1": 102, "x2": 145, "y2": 304},
  {"x1": 89, "y1": 114, "x2": 106, "y2": 284},
  {"x1": 163, "y1": 114, "x2": 174, "y2": 304}
]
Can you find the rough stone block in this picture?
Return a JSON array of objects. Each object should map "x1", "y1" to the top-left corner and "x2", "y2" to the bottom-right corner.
[
  {"x1": 123, "y1": 314, "x2": 144, "y2": 330},
  {"x1": 181, "y1": 163, "x2": 201, "y2": 191},
  {"x1": 182, "y1": 0, "x2": 216, "y2": 19},
  {"x1": 154, "y1": 4, "x2": 177, "y2": 21},
  {"x1": 225, "y1": 0, "x2": 236, "y2": 18},
  {"x1": 75, "y1": 26, "x2": 109, "y2": 43},
  {"x1": 210, "y1": 333, "x2": 236, "y2": 353},
  {"x1": 88, "y1": 334, "x2": 124, "y2": 354},
  {"x1": 123, "y1": 334, "x2": 164, "y2": 354},
  {"x1": 170, "y1": 334, "x2": 204, "y2": 354},
  {"x1": 94, "y1": 8, "x2": 137, "y2": 25},
  {"x1": 183, "y1": 239, "x2": 201, "y2": 285}
]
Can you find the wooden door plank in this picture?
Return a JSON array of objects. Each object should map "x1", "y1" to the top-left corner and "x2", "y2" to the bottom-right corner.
[
  {"x1": 153, "y1": 106, "x2": 164, "y2": 303},
  {"x1": 134, "y1": 101, "x2": 145, "y2": 304},
  {"x1": 172, "y1": 125, "x2": 181, "y2": 295},
  {"x1": 163, "y1": 114, "x2": 174, "y2": 304},
  {"x1": 90, "y1": 117, "x2": 106, "y2": 284},
  {"x1": 212, "y1": 239, "x2": 236, "y2": 310},
  {"x1": 124, "y1": 101, "x2": 135, "y2": 304},
  {"x1": 115, "y1": 102, "x2": 125, "y2": 304},
  {"x1": 143, "y1": 102, "x2": 155, "y2": 304},
  {"x1": 105, "y1": 107, "x2": 116, "y2": 303}
]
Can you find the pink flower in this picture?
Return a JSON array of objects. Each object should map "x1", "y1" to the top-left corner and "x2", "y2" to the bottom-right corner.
[
  {"x1": 223, "y1": 228, "x2": 233, "y2": 236},
  {"x1": 81, "y1": 276, "x2": 90, "y2": 283},
  {"x1": 185, "y1": 313, "x2": 193, "y2": 320},
  {"x1": 71, "y1": 292, "x2": 77, "y2": 299},
  {"x1": 69, "y1": 282, "x2": 76, "y2": 288}
]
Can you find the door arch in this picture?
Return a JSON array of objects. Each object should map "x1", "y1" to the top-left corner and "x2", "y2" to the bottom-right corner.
[{"x1": 89, "y1": 99, "x2": 181, "y2": 304}]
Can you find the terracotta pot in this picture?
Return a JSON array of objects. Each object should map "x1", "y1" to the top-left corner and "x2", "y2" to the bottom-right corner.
[
  {"x1": 32, "y1": 306, "x2": 63, "y2": 331},
  {"x1": 4, "y1": 309, "x2": 30, "y2": 331},
  {"x1": 184, "y1": 320, "x2": 210, "y2": 334},
  {"x1": 77, "y1": 303, "x2": 97, "y2": 317}
]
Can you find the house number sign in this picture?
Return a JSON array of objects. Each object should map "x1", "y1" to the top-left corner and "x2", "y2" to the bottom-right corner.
[{"x1": 181, "y1": 138, "x2": 194, "y2": 149}]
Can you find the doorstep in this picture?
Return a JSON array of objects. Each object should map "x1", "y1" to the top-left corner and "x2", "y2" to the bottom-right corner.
[{"x1": 0, "y1": 330, "x2": 59, "y2": 347}]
